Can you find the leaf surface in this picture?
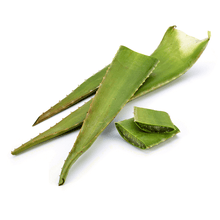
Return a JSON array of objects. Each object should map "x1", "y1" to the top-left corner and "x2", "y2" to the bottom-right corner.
[
  {"x1": 33, "y1": 66, "x2": 109, "y2": 126},
  {"x1": 58, "y1": 46, "x2": 159, "y2": 185}
]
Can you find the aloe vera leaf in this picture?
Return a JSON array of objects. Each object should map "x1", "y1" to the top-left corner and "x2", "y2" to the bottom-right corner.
[
  {"x1": 12, "y1": 26, "x2": 210, "y2": 155},
  {"x1": 115, "y1": 118, "x2": 180, "y2": 149},
  {"x1": 134, "y1": 107, "x2": 175, "y2": 133},
  {"x1": 11, "y1": 101, "x2": 91, "y2": 155},
  {"x1": 33, "y1": 65, "x2": 109, "y2": 126},
  {"x1": 58, "y1": 46, "x2": 159, "y2": 185},
  {"x1": 33, "y1": 26, "x2": 210, "y2": 126},
  {"x1": 130, "y1": 26, "x2": 210, "y2": 100}
]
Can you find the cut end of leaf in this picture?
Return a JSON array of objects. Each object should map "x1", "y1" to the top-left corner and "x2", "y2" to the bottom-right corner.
[
  {"x1": 134, "y1": 107, "x2": 175, "y2": 133},
  {"x1": 115, "y1": 121, "x2": 146, "y2": 149}
]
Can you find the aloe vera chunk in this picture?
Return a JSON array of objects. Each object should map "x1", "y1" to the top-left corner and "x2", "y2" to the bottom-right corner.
[
  {"x1": 12, "y1": 26, "x2": 210, "y2": 155},
  {"x1": 115, "y1": 118, "x2": 179, "y2": 149},
  {"x1": 134, "y1": 107, "x2": 175, "y2": 133},
  {"x1": 58, "y1": 46, "x2": 159, "y2": 185}
]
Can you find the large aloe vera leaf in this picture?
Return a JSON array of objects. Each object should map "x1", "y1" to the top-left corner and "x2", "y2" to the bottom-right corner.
[
  {"x1": 115, "y1": 118, "x2": 180, "y2": 149},
  {"x1": 33, "y1": 26, "x2": 210, "y2": 126},
  {"x1": 33, "y1": 65, "x2": 109, "y2": 126},
  {"x1": 58, "y1": 46, "x2": 159, "y2": 185},
  {"x1": 130, "y1": 27, "x2": 211, "y2": 100},
  {"x1": 11, "y1": 26, "x2": 210, "y2": 155}
]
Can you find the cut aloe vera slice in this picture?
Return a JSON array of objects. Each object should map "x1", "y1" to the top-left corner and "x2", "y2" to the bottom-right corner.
[
  {"x1": 134, "y1": 107, "x2": 175, "y2": 133},
  {"x1": 115, "y1": 118, "x2": 180, "y2": 149}
]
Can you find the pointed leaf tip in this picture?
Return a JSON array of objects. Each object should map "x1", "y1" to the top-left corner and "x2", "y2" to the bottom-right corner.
[
  {"x1": 33, "y1": 117, "x2": 40, "y2": 126},
  {"x1": 58, "y1": 178, "x2": 65, "y2": 186}
]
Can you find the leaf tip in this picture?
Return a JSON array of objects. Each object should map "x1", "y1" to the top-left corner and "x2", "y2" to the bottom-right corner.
[
  {"x1": 11, "y1": 150, "x2": 15, "y2": 155},
  {"x1": 58, "y1": 178, "x2": 65, "y2": 186}
]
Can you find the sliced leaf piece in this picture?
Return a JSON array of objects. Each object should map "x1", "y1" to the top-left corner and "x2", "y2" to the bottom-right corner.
[
  {"x1": 12, "y1": 26, "x2": 210, "y2": 155},
  {"x1": 134, "y1": 107, "x2": 175, "y2": 133},
  {"x1": 58, "y1": 46, "x2": 159, "y2": 185},
  {"x1": 115, "y1": 118, "x2": 180, "y2": 149}
]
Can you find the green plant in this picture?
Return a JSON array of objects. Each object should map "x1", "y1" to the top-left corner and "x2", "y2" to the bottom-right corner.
[{"x1": 11, "y1": 26, "x2": 210, "y2": 155}]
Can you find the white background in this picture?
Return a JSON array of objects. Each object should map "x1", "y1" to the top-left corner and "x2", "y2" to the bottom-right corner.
[{"x1": 0, "y1": 1, "x2": 219, "y2": 219}]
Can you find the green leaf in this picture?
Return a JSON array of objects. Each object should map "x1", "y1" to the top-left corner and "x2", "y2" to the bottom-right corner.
[
  {"x1": 33, "y1": 66, "x2": 109, "y2": 126},
  {"x1": 58, "y1": 46, "x2": 159, "y2": 185},
  {"x1": 11, "y1": 101, "x2": 91, "y2": 155},
  {"x1": 33, "y1": 26, "x2": 210, "y2": 125}
]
